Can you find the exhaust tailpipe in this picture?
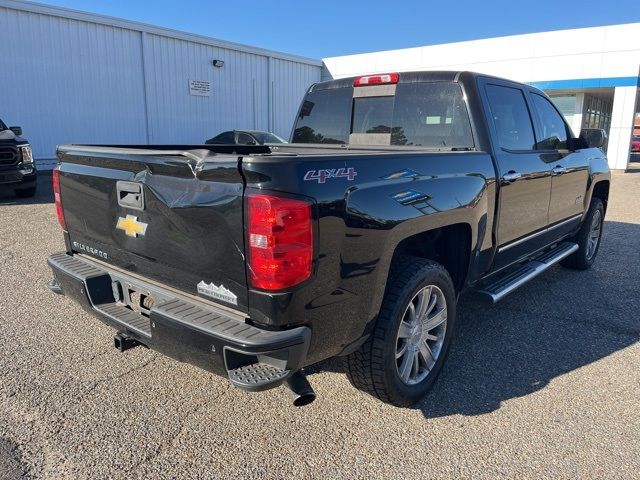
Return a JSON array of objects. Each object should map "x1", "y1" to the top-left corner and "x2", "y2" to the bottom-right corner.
[{"x1": 284, "y1": 371, "x2": 316, "y2": 407}]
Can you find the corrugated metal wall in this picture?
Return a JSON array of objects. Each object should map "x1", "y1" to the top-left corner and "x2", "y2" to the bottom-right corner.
[
  {"x1": 0, "y1": 1, "x2": 321, "y2": 168},
  {"x1": 271, "y1": 58, "x2": 319, "y2": 138},
  {"x1": 142, "y1": 33, "x2": 270, "y2": 144},
  {"x1": 0, "y1": 7, "x2": 148, "y2": 165}
]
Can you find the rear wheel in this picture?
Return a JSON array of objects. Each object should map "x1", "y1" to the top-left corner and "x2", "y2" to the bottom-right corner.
[
  {"x1": 560, "y1": 197, "x2": 604, "y2": 270},
  {"x1": 345, "y1": 256, "x2": 457, "y2": 407}
]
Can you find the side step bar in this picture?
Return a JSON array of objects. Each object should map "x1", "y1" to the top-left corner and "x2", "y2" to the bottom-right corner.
[{"x1": 476, "y1": 242, "x2": 578, "y2": 303}]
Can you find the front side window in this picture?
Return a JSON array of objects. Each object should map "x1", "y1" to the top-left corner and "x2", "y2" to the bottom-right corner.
[
  {"x1": 530, "y1": 93, "x2": 569, "y2": 150},
  {"x1": 485, "y1": 84, "x2": 536, "y2": 151},
  {"x1": 0, "y1": 119, "x2": 6, "y2": 131}
]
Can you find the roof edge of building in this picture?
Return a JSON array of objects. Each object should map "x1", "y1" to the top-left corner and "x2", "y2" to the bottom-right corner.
[
  {"x1": 530, "y1": 76, "x2": 640, "y2": 90},
  {"x1": 321, "y1": 22, "x2": 640, "y2": 62},
  {"x1": 0, "y1": 0, "x2": 322, "y2": 66}
]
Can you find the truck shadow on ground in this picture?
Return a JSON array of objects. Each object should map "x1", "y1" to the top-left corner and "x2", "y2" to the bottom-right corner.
[
  {"x1": 310, "y1": 220, "x2": 640, "y2": 418},
  {"x1": 0, "y1": 172, "x2": 53, "y2": 206}
]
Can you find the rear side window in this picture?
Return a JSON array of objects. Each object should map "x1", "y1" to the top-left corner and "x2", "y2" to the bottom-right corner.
[
  {"x1": 292, "y1": 82, "x2": 474, "y2": 148},
  {"x1": 485, "y1": 84, "x2": 536, "y2": 151},
  {"x1": 292, "y1": 88, "x2": 353, "y2": 144},
  {"x1": 529, "y1": 93, "x2": 569, "y2": 150}
]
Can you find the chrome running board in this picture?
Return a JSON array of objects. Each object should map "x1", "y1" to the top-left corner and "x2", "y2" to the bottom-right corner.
[{"x1": 477, "y1": 242, "x2": 578, "y2": 303}]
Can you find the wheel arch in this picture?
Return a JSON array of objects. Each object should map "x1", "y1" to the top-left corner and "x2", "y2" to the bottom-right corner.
[
  {"x1": 389, "y1": 223, "x2": 473, "y2": 293},
  {"x1": 591, "y1": 180, "x2": 610, "y2": 212}
]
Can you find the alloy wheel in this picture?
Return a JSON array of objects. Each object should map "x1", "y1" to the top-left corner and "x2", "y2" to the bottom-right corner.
[
  {"x1": 395, "y1": 285, "x2": 447, "y2": 385},
  {"x1": 586, "y1": 209, "x2": 602, "y2": 260}
]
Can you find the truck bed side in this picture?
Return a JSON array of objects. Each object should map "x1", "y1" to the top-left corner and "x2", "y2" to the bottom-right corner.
[{"x1": 242, "y1": 149, "x2": 496, "y2": 362}]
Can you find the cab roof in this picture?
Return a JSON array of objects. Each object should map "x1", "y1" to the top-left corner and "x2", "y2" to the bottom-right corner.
[{"x1": 310, "y1": 70, "x2": 537, "y2": 93}]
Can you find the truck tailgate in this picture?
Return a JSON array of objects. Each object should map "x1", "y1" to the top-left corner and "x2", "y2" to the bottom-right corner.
[{"x1": 56, "y1": 146, "x2": 250, "y2": 312}]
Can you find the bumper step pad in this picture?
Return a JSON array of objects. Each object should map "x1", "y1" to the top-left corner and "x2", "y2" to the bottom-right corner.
[
  {"x1": 228, "y1": 362, "x2": 289, "y2": 389},
  {"x1": 98, "y1": 302, "x2": 152, "y2": 337}
]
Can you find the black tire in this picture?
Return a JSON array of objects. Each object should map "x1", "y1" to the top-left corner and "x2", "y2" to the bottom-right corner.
[
  {"x1": 345, "y1": 256, "x2": 457, "y2": 407},
  {"x1": 560, "y1": 197, "x2": 604, "y2": 270},
  {"x1": 15, "y1": 186, "x2": 37, "y2": 198}
]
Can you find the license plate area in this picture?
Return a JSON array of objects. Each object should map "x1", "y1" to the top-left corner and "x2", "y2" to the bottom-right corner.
[{"x1": 112, "y1": 280, "x2": 156, "y2": 317}]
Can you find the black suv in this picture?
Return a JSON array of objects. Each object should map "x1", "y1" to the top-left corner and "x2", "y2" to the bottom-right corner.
[{"x1": 0, "y1": 118, "x2": 37, "y2": 198}]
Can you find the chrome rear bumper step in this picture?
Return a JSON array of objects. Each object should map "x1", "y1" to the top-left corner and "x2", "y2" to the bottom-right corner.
[{"x1": 476, "y1": 242, "x2": 578, "y2": 303}]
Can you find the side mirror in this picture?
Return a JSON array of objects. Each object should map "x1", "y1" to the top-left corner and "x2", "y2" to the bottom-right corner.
[
  {"x1": 566, "y1": 137, "x2": 588, "y2": 151},
  {"x1": 9, "y1": 126, "x2": 22, "y2": 136},
  {"x1": 579, "y1": 128, "x2": 606, "y2": 149}
]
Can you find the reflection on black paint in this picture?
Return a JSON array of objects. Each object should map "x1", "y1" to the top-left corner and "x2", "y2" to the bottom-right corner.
[
  {"x1": 304, "y1": 288, "x2": 356, "y2": 310},
  {"x1": 381, "y1": 168, "x2": 422, "y2": 180},
  {"x1": 391, "y1": 190, "x2": 432, "y2": 206},
  {"x1": 340, "y1": 257, "x2": 379, "y2": 279}
]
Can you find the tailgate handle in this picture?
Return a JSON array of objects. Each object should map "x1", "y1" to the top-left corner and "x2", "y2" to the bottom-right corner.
[{"x1": 116, "y1": 181, "x2": 144, "y2": 211}]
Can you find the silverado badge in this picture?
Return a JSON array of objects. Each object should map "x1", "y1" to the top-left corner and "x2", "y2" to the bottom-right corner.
[{"x1": 116, "y1": 215, "x2": 148, "y2": 238}]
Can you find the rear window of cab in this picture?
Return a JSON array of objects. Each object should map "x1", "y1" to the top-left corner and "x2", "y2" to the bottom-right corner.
[{"x1": 292, "y1": 82, "x2": 474, "y2": 149}]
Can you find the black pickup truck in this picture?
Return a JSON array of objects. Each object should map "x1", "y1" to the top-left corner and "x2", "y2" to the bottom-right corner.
[
  {"x1": 47, "y1": 71, "x2": 610, "y2": 407},
  {"x1": 0, "y1": 119, "x2": 37, "y2": 197}
]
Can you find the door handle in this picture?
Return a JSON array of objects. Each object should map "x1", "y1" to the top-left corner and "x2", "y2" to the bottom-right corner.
[
  {"x1": 503, "y1": 171, "x2": 522, "y2": 182},
  {"x1": 552, "y1": 165, "x2": 567, "y2": 175}
]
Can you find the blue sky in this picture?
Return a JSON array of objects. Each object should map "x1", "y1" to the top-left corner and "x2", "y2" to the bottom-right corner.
[{"x1": 40, "y1": 0, "x2": 640, "y2": 59}]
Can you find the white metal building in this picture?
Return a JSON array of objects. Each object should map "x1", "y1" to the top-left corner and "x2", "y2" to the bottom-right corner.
[
  {"x1": 0, "y1": 0, "x2": 322, "y2": 168},
  {"x1": 323, "y1": 24, "x2": 640, "y2": 170}
]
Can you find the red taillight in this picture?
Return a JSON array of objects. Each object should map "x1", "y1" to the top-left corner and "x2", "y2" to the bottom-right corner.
[
  {"x1": 52, "y1": 167, "x2": 66, "y2": 231},
  {"x1": 247, "y1": 193, "x2": 313, "y2": 291},
  {"x1": 353, "y1": 72, "x2": 399, "y2": 87}
]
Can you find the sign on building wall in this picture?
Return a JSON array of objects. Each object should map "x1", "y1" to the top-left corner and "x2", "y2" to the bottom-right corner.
[{"x1": 189, "y1": 80, "x2": 211, "y2": 97}]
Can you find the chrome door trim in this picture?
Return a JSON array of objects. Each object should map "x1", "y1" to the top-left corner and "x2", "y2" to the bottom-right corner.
[
  {"x1": 498, "y1": 213, "x2": 582, "y2": 253},
  {"x1": 548, "y1": 213, "x2": 583, "y2": 231}
]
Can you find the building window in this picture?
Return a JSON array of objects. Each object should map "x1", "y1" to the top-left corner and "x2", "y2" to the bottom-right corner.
[{"x1": 582, "y1": 94, "x2": 612, "y2": 131}]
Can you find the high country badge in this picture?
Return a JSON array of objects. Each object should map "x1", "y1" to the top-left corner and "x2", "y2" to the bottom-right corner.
[{"x1": 197, "y1": 281, "x2": 238, "y2": 305}]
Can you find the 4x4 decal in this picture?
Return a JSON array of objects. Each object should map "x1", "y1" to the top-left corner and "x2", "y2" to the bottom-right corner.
[{"x1": 303, "y1": 167, "x2": 357, "y2": 184}]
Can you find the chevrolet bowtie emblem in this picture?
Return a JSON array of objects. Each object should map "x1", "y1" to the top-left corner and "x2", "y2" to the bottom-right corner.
[{"x1": 116, "y1": 215, "x2": 148, "y2": 238}]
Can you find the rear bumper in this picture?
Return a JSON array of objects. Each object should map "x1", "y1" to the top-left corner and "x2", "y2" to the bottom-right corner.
[{"x1": 47, "y1": 252, "x2": 310, "y2": 391}]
